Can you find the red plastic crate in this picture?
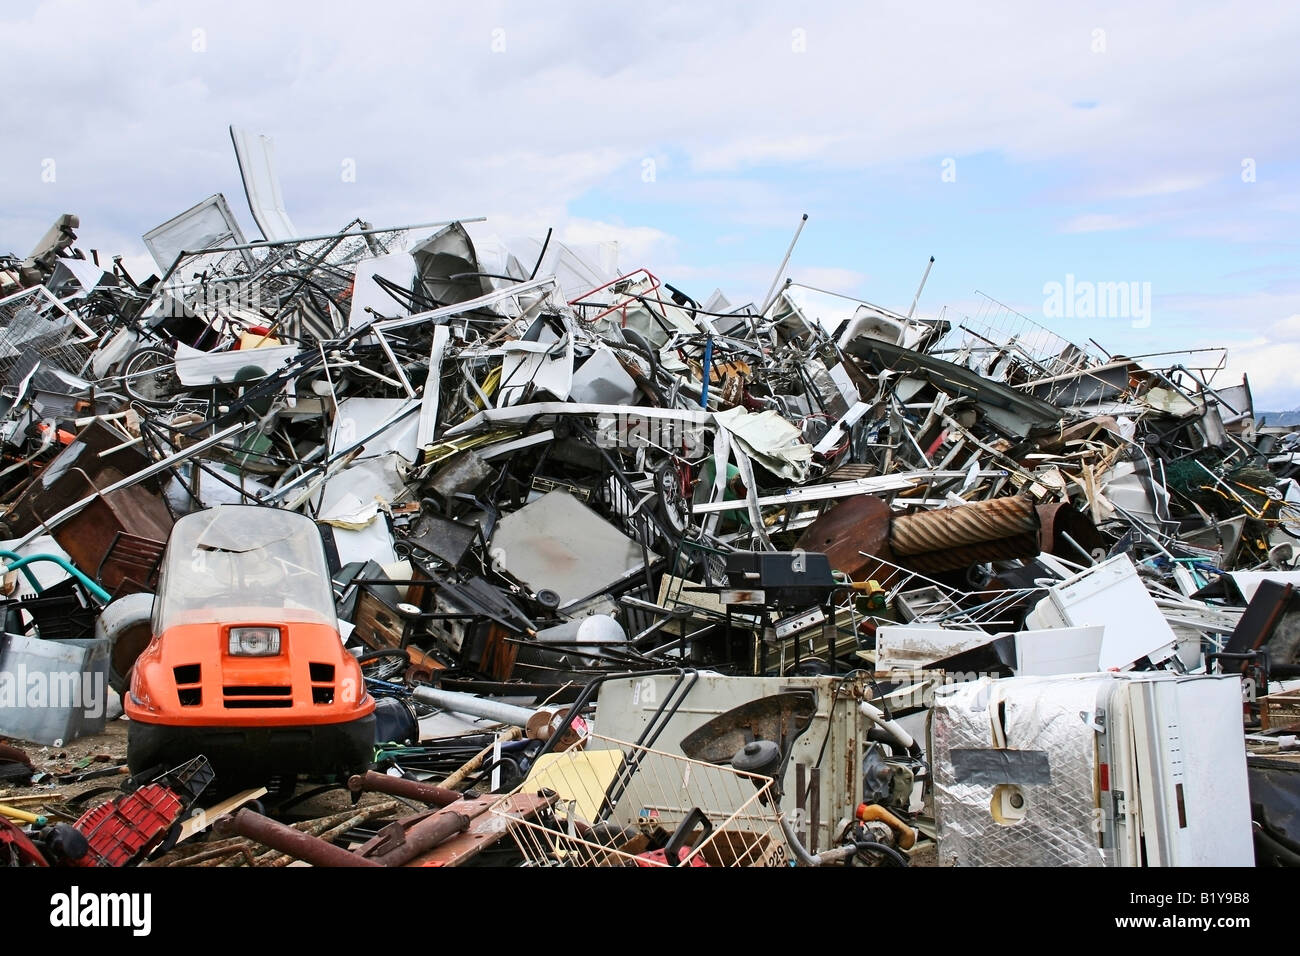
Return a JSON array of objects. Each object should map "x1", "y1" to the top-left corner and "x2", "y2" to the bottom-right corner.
[{"x1": 73, "y1": 784, "x2": 182, "y2": 867}]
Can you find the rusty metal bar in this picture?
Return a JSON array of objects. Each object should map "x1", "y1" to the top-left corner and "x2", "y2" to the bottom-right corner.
[
  {"x1": 348, "y1": 771, "x2": 462, "y2": 807},
  {"x1": 258, "y1": 807, "x2": 376, "y2": 868},
  {"x1": 249, "y1": 799, "x2": 405, "y2": 867},
  {"x1": 215, "y1": 808, "x2": 382, "y2": 868},
  {"x1": 207, "y1": 799, "x2": 403, "y2": 867},
  {"x1": 359, "y1": 808, "x2": 472, "y2": 867},
  {"x1": 159, "y1": 844, "x2": 257, "y2": 867}
]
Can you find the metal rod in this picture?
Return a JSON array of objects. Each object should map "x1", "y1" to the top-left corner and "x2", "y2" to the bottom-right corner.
[
  {"x1": 759, "y1": 213, "x2": 808, "y2": 316},
  {"x1": 372, "y1": 328, "x2": 416, "y2": 398},
  {"x1": 173, "y1": 218, "x2": 486, "y2": 257},
  {"x1": 700, "y1": 335, "x2": 714, "y2": 410},
  {"x1": 410, "y1": 686, "x2": 536, "y2": 728},
  {"x1": 907, "y1": 256, "x2": 935, "y2": 319},
  {"x1": 0, "y1": 554, "x2": 111, "y2": 604},
  {"x1": 347, "y1": 771, "x2": 462, "y2": 807}
]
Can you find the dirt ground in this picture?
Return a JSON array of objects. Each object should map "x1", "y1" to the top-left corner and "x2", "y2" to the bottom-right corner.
[
  {"x1": 1, "y1": 719, "x2": 371, "y2": 820},
  {"x1": 1, "y1": 719, "x2": 132, "y2": 822}
]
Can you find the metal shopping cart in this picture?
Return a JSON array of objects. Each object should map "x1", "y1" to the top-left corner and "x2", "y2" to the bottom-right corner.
[{"x1": 491, "y1": 732, "x2": 787, "y2": 867}]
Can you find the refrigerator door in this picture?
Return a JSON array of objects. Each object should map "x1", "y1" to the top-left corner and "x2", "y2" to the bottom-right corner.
[
  {"x1": 1127, "y1": 675, "x2": 1253, "y2": 866},
  {"x1": 1095, "y1": 678, "x2": 1142, "y2": 866}
]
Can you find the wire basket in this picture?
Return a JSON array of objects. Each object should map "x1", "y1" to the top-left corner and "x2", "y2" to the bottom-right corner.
[
  {"x1": 0, "y1": 286, "x2": 99, "y2": 383},
  {"x1": 491, "y1": 733, "x2": 788, "y2": 867}
]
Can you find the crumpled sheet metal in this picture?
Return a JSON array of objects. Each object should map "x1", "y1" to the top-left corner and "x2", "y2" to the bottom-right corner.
[
  {"x1": 931, "y1": 676, "x2": 1110, "y2": 867},
  {"x1": 713, "y1": 405, "x2": 813, "y2": 483}
]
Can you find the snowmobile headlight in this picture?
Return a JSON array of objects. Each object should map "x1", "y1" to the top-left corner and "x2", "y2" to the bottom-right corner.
[{"x1": 228, "y1": 626, "x2": 281, "y2": 656}]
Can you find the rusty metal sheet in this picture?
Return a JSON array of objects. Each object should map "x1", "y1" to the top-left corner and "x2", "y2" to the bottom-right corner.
[
  {"x1": 54, "y1": 482, "x2": 171, "y2": 596},
  {"x1": 3, "y1": 420, "x2": 164, "y2": 537},
  {"x1": 794, "y1": 494, "x2": 893, "y2": 579},
  {"x1": 406, "y1": 793, "x2": 553, "y2": 867},
  {"x1": 679, "y1": 691, "x2": 817, "y2": 764},
  {"x1": 1037, "y1": 501, "x2": 1105, "y2": 560}
]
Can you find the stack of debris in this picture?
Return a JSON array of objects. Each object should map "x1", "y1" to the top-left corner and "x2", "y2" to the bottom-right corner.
[{"x1": 3, "y1": 126, "x2": 1300, "y2": 868}]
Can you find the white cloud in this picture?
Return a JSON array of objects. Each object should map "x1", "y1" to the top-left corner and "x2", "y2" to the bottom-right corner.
[
  {"x1": 1, "y1": 0, "x2": 1299, "y2": 380},
  {"x1": 1221, "y1": 335, "x2": 1300, "y2": 408},
  {"x1": 4, "y1": 0, "x2": 1299, "y2": 257},
  {"x1": 1109, "y1": 174, "x2": 1216, "y2": 200},
  {"x1": 560, "y1": 218, "x2": 675, "y2": 266},
  {"x1": 1169, "y1": 295, "x2": 1300, "y2": 407},
  {"x1": 1060, "y1": 212, "x2": 1147, "y2": 233},
  {"x1": 691, "y1": 135, "x2": 845, "y2": 173},
  {"x1": 1267, "y1": 314, "x2": 1300, "y2": 338}
]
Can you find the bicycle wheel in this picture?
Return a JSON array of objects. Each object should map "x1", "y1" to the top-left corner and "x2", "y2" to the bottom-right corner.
[
  {"x1": 120, "y1": 345, "x2": 179, "y2": 407},
  {"x1": 1277, "y1": 501, "x2": 1300, "y2": 540}
]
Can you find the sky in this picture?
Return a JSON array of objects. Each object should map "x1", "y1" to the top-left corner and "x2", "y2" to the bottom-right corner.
[{"x1": 3, "y1": 1, "x2": 1300, "y2": 406}]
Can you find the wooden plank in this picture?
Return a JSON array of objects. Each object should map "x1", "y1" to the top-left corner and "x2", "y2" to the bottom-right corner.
[
  {"x1": 177, "y1": 786, "x2": 268, "y2": 843},
  {"x1": 1261, "y1": 691, "x2": 1300, "y2": 731}
]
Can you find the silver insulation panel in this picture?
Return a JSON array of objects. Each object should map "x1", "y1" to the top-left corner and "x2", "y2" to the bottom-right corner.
[{"x1": 932, "y1": 675, "x2": 1112, "y2": 867}]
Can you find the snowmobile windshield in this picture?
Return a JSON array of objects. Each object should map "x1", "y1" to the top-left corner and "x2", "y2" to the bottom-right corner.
[{"x1": 153, "y1": 505, "x2": 338, "y2": 631}]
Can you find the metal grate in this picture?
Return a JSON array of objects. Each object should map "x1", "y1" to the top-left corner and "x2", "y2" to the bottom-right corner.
[
  {"x1": 857, "y1": 552, "x2": 1045, "y2": 632},
  {"x1": 932, "y1": 290, "x2": 1105, "y2": 385}
]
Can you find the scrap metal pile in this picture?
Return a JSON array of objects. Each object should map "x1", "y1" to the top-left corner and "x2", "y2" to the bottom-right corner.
[
  {"x1": 0, "y1": 208, "x2": 1287, "y2": 676},
  {"x1": 3, "y1": 139, "x2": 1300, "y2": 867}
]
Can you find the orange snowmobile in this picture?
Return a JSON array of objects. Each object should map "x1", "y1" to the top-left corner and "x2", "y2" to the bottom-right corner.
[{"x1": 125, "y1": 505, "x2": 375, "y2": 782}]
